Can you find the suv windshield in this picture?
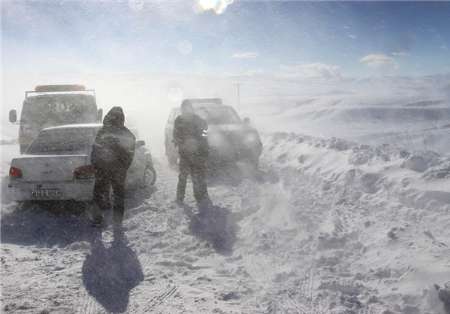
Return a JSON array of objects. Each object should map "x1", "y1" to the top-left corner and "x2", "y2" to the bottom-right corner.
[
  {"x1": 196, "y1": 106, "x2": 240, "y2": 124},
  {"x1": 27, "y1": 128, "x2": 97, "y2": 155},
  {"x1": 22, "y1": 94, "x2": 97, "y2": 128}
]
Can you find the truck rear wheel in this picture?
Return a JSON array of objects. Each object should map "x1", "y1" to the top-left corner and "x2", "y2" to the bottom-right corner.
[{"x1": 142, "y1": 166, "x2": 157, "y2": 187}]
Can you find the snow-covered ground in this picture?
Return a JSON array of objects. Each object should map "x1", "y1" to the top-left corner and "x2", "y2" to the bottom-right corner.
[
  {"x1": 1, "y1": 130, "x2": 449, "y2": 313},
  {"x1": 1, "y1": 75, "x2": 450, "y2": 313}
]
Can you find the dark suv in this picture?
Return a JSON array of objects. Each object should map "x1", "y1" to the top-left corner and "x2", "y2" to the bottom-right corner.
[{"x1": 165, "y1": 98, "x2": 262, "y2": 168}]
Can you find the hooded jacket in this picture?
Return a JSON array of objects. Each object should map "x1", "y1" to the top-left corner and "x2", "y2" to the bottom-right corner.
[
  {"x1": 91, "y1": 107, "x2": 136, "y2": 170},
  {"x1": 173, "y1": 113, "x2": 209, "y2": 157}
]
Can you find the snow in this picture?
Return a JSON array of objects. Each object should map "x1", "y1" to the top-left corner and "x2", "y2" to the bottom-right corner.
[
  {"x1": 1, "y1": 75, "x2": 450, "y2": 313},
  {"x1": 2, "y1": 129, "x2": 450, "y2": 312},
  {"x1": 241, "y1": 75, "x2": 450, "y2": 155},
  {"x1": 264, "y1": 132, "x2": 450, "y2": 211}
]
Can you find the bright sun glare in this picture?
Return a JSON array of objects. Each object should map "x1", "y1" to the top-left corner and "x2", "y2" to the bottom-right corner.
[{"x1": 197, "y1": 0, "x2": 234, "y2": 14}]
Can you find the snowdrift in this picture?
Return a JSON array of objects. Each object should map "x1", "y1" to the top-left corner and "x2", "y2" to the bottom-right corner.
[
  {"x1": 263, "y1": 132, "x2": 450, "y2": 212},
  {"x1": 259, "y1": 132, "x2": 450, "y2": 313}
]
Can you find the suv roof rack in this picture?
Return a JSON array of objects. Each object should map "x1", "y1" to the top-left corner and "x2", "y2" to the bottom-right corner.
[{"x1": 25, "y1": 84, "x2": 95, "y2": 98}]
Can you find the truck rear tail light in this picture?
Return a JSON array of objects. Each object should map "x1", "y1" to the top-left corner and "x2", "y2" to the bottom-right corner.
[
  {"x1": 9, "y1": 166, "x2": 23, "y2": 178},
  {"x1": 73, "y1": 165, "x2": 96, "y2": 180}
]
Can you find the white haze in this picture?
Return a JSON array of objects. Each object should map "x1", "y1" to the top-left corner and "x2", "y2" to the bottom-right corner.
[{"x1": 2, "y1": 71, "x2": 450, "y2": 157}]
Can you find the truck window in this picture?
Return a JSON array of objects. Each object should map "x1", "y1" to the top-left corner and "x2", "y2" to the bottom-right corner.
[
  {"x1": 27, "y1": 128, "x2": 97, "y2": 155},
  {"x1": 21, "y1": 94, "x2": 97, "y2": 127}
]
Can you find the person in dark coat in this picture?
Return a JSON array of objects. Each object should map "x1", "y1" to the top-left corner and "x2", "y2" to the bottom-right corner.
[
  {"x1": 91, "y1": 106, "x2": 135, "y2": 226},
  {"x1": 173, "y1": 100, "x2": 211, "y2": 209}
]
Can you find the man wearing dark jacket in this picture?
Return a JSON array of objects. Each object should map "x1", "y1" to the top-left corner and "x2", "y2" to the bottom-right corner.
[
  {"x1": 174, "y1": 100, "x2": 211, "y2": 209},
  {"x1": 91, "y1": 106, "x2": 135, "y2": 226}
]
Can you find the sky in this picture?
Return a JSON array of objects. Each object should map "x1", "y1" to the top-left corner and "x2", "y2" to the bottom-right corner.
[
  {"x1": 2, "y1": 0, "x2": 450, "y2": 80},
  {"x1": 2, "y1": 0, "x2": 450, "y2": 149}
]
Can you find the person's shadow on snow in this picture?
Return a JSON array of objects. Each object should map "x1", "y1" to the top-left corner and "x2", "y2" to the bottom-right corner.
[
  {"x1": 82, "y1": 229, "x2": 144, "y2": 313},
  {"x1": 184, "y1": 203, "x2": 238, "y2": 255}
]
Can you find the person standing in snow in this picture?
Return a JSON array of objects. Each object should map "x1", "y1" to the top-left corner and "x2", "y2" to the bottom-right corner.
[
  {"x1": 90, "y1": 106, "x2": 135, "y2": 227},
  {"x1": 173, "y1": 100, "x2": 212, "y2": 209}
]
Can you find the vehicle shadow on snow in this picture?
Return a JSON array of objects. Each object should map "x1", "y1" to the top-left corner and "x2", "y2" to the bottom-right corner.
[
  {"x1": 0, "y1": 183, "x2": 154, "y2": 247},
  {"x1": 82, "y1": 229, "x2": 144, "y2": 314},
  {"x1": 183, "y1": 203, "x2": 239, "y2": 255},
  {"x1": 1, "y1": 175, "x2": 15, "y2": 205},
  {"x1": 0, "y1": 201, "x2": 97, "y2": 247}
]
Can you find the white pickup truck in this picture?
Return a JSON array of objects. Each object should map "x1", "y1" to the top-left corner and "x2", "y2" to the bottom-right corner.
[
  {"x1": 8, "y1": 124, "x2": 156, "y2": 202},
  {"x1": 9, "y1": 84, "x2": 102, "y2": 154}
]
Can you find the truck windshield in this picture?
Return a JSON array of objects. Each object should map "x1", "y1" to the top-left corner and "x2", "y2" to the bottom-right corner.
[
  {"x1": 27, "y1": 128, "x2": 97, "y2": 155},
  {"x1": 196, "y1": 106, "x2": 241, "y2": 124},
  {"x1": 21, "y1": 94, "x2": 97, "y2": 128}
]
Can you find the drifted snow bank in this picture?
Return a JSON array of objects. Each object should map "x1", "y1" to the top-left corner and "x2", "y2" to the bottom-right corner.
[
  {"x1": 263, "y1": 132, "x2": 450, "y2": 212},
  {"x1": 259, "y1": 132, "x2": 450, "y2": 313}
]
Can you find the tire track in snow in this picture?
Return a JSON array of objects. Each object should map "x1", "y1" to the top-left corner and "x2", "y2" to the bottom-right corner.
[{"x1": 142, "y1": 285, "x2": 178, "y2": 312}]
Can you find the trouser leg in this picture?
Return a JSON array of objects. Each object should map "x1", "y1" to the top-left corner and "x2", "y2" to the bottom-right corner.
[
  {"x1": 192, "y1": 157, "x2": 210, "y2": 205},
  {"x1": 111, "y1": 170, "x2": 127, "y2": 225},
  {"x1": 93, "y1": 168, "x2": 111, "y2": 211},
  {"x1": 176, "y1": 155, "x2": 189, "y2": 202}
]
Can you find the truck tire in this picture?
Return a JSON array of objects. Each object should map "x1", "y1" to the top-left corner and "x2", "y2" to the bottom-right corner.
[{"x1": 142, "y1": 165, "x2": 157, "y2": 187}]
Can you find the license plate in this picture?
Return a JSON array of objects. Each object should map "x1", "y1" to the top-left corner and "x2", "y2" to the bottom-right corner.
[{"x1": 31, "y1": 189, "x2": 61, "y2": 198}]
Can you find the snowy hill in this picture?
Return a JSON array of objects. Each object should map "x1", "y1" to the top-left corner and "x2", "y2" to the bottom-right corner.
[{"x1": 241, "y1": 75, "x2": 450, "y2": 155}]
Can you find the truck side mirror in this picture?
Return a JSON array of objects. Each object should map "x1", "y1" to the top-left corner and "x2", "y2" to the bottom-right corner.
[
  {"x1": 97, "y1": 109, "x2": 103, "y2": 122},
  {"x1": 136, "y1": 140, "x2": 145, "y2": 148},
  {"x1": 243, "y1": 117, "x2": 250, "y2": 125},
  {"x1": 9, "y1": 110, "x2": 17, "y2": 123}
]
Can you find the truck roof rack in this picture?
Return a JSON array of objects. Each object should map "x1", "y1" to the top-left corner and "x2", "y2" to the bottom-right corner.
[
  {"x1": 184, "y1": 98, "x2": 223, "y2": 106},
  {"x1": 25, "y1": 84, "x2": 95, "y2": 98}
]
